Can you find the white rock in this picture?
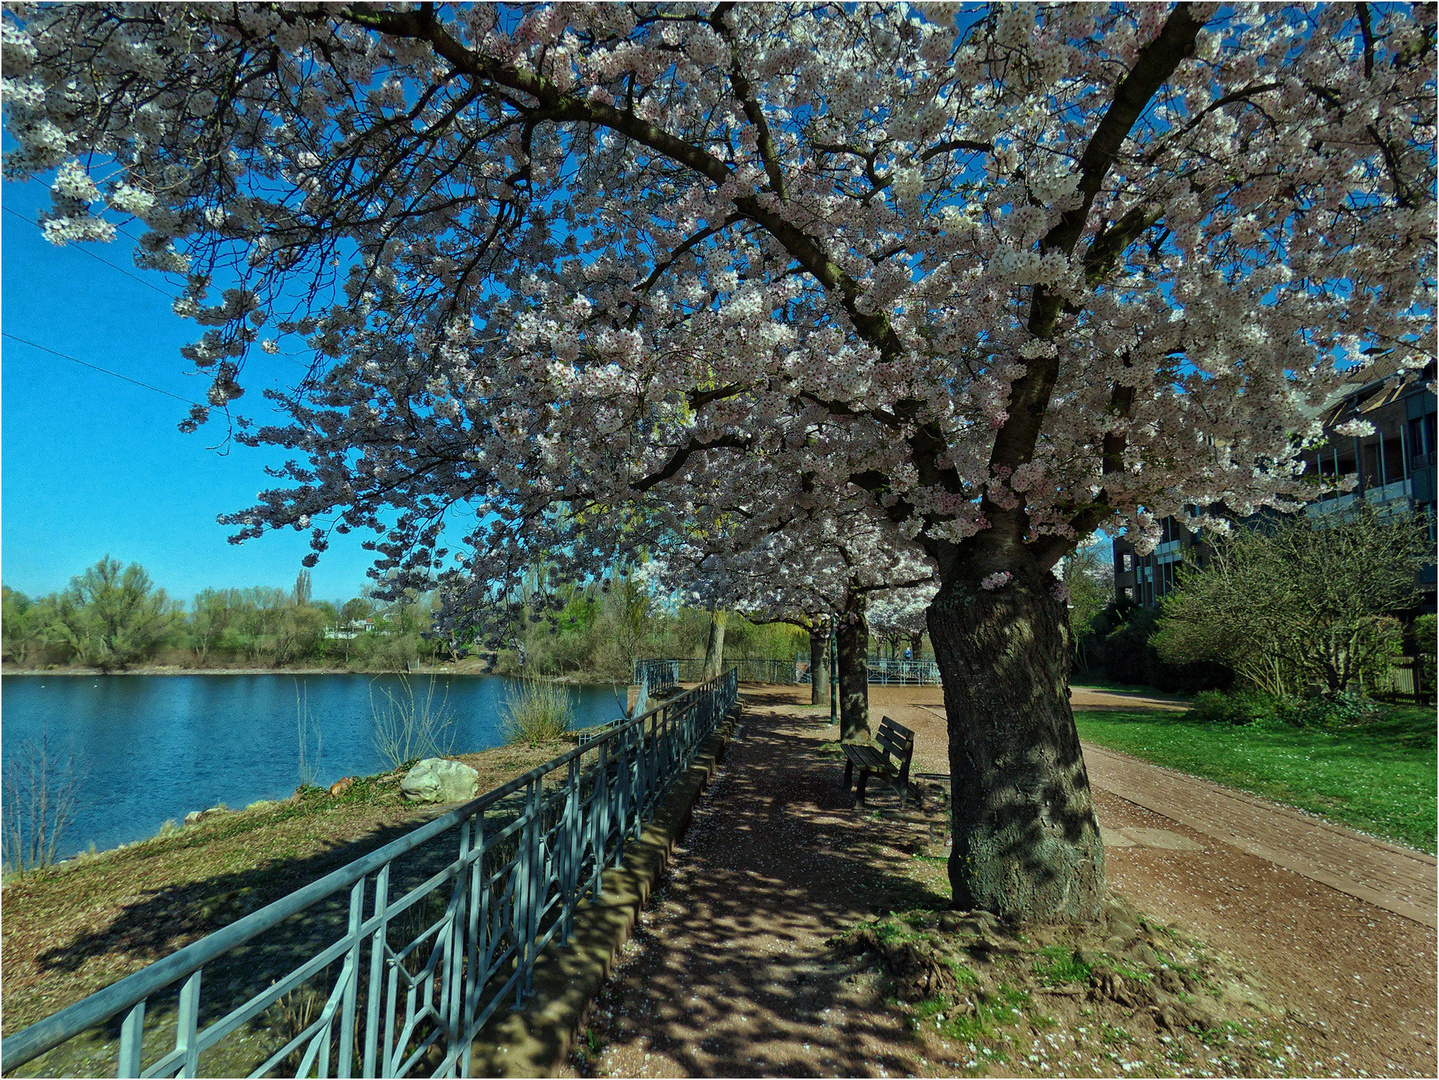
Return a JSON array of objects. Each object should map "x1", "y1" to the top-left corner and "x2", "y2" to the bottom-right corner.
[{"x1": 400, "y1": 758, "x2": 479, "y2": 803}]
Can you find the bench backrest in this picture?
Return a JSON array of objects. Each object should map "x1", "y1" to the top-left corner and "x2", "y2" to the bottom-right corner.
[{"x1": 876, "y1": 716, "x2": 915, "y2": 785}]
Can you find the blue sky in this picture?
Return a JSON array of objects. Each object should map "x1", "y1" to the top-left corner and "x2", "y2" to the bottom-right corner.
[{"x1": 2, "y1": 179, "x2": 381, "y2": 606}]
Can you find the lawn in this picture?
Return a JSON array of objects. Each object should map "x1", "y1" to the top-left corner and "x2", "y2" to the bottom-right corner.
[{"x1": 1075, "y1": 705, "x2": 1437, "y2": 853}]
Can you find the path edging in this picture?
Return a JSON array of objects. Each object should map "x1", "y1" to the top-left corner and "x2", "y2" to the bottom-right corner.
[{"x1": 465, "y1": 704, "x2": 742, "y2": 1077}]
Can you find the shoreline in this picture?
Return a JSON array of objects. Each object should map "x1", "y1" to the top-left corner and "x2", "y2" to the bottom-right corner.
[{"x1": 0, "y1": 663, "x2": 628, "y2": 685}]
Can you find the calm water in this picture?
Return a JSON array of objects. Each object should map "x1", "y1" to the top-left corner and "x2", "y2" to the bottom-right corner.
[{"x1": 1, "y1": 674, "x2": 627, "y2": 855}]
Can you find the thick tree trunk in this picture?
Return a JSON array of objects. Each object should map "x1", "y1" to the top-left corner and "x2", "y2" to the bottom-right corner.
[
  {"x1": 836, "y1": 602, "x2": 871, "y2": 743},
  {"x1": 928, "y1": 573, "x2": 1105, "y2": 923},
  {"x1": 910, "y1": 631, "x2": 924, "y2": 661},
  {"x1": 702, "y1": 607, "x2": 728, "y2": 682},
  {"x1": 809, "y1": 623, "x2": 827, "y2": 706}
]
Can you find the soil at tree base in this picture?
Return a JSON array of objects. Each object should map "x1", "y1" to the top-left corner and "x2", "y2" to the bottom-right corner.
[{"x1": 565, "y1": 687, "x2": 1435, "y2": 1078}]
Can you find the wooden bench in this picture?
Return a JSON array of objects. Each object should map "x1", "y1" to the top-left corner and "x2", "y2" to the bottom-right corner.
[{"x1": 841, "y1": 716, "x2": 916, "y2": 808}]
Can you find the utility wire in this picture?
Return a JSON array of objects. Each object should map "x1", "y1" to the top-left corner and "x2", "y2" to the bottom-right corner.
[
  {"x1": 3, "y1": 204, "x2": 177, "y2": 300},
  {"x1": 2, "y1": 204, "x2": 313, "y2": 372},
  {"x1": 2, "y1": 332, "x2": 206, "y2": 407}
]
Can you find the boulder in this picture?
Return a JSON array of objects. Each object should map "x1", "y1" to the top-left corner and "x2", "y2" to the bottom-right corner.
[{"x1": 401, "y1": 758, "x2": 479, "y2": 803}]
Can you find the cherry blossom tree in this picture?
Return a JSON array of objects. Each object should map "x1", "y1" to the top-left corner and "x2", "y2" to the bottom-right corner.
[
  {"x1": 649, "y1": 503, "x2": 936, "y2": 739},
  {"x1": 7, "y1": 2, "x2": 1434, "y2": 921}
]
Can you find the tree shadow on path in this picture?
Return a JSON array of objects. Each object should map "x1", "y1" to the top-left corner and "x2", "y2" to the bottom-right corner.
[{"x1": 577, "y1": 694, "x2": 953, "y2": 1078}]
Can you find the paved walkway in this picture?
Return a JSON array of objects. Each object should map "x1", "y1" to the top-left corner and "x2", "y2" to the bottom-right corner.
[
  {"x1": 887, "y1": 690, "x2": 1437, "y2": 928},
  {"x1": 1082, "y1": 743, "x2": 1438, "y2": 928}
]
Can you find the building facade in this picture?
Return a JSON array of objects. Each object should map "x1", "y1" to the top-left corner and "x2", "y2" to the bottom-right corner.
[{"x1": 1113, "y1": 366, "x2": 1438, "y2": 611}]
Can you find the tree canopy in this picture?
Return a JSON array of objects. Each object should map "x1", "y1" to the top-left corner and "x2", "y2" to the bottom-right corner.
[
  {"x1": 8, "y1": 0, "x2": 1434, "y2": 920},
  {"x1": 6, "y1": 3, "x2": 1432, "y2": 601}
]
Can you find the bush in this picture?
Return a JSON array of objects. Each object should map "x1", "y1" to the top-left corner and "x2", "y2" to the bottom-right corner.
[
  {"x1": 1272, "y1": 691, "x2": 1385, "y2": 730},
  {"x1": 371, "y1": 677, "x2": 457, "y2": 769},
  {"x1": 1093, "y1": 603, "x2": 1232, "y2": 694},
  {"x1": 502, "y1": 678, "x2": 575, "y2": 746},
  {"x1": 1185, "y1": 688, "x2": 1385, "y2": 730},
  {"x1": 1185, "y1": 690, "x2": 1278, "y2": 726}
]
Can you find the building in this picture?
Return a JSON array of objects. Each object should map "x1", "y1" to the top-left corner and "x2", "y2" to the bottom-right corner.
[{"x1": 1113, "y1": 365, "x2": 1438, "y2": 610}]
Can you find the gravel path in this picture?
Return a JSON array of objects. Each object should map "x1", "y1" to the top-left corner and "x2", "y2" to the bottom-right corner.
[{"x1": 569, "y1": 687, "x2": 1437, "y2": 1078}]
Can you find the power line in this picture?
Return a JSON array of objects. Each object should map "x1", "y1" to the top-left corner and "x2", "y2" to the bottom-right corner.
[
  {"x1": 2, "y1": 331, "x2": 206, "y2": 407},
  {"x1": 3, "y1": 204, "x2": 177, "y2": 300},
  {"x1": 2, "y1": 205, "x2": 313, "y2": 372}
]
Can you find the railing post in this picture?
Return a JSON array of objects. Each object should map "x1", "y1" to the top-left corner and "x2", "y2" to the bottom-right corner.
[
  {"x1": 175, "y1": 970, "x2": 202, "y2": 1078},
  {"x1": 363, "y1": 864, "x2": 390, "y2": 1080},
  {"x1": 521, "y1": 778, "x2": 544, "y2": 1002},
  {"x1": 117, "y1": 1002, "x2": 145, "y2": 1078},
  {"x1": 561, "y1": 756, "x2": 581, "y2": 943},
  {"x1": 336, "y1": 878, "x2": 365, "y2": 1078},
  {"x1": 443, "y1": 821, "x2": 471, "y2": 1061},
  {"x1": 594, "y1": 735, "x2": 612, "y2": 892}
]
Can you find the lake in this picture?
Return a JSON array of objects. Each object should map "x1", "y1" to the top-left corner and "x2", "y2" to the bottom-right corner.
[{"x1": 0, "y1": 673, "x2": 628, "y2": 856}]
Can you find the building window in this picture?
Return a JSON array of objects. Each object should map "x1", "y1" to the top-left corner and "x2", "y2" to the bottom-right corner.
[{"x1": 1411, "y1": 414, "x2": 1437, "y2": 466}]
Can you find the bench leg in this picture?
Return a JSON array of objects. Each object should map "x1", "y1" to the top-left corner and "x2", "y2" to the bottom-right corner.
[
  {"x1": 855, "y1": 771, "x2": 868, "y2": 807},
  {"x1": 842, "y1": 757, "x2": 853, "y2": 792}
]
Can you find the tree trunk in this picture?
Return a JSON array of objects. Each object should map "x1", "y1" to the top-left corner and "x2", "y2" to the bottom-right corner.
[
  {"x1": 837, "y1": 601, "x2": 871, "y2": 743},
  {"x1": 910, "y1": 631, "x2": 923, "y2": 661},
  {"x1": 927, "y1": 573, "x2": 1106, "y2": 923},
  {"x1": 702, "y1": 607, "x2": 728, "y2": 682},
  {"x1": 809, "y1": 623, "x2": 828, "y2": 706}
]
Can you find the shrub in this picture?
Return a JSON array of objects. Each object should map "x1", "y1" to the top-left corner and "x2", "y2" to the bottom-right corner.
[
  {"x1": 1185, "y1": 688, "x2": 1385, "y2": 730},
  {"x1": 371, "y1": 677, "x2": 457, "y2": 769},
  {"x1": 502, "y1": 678, "x2": 575, "y2": 745},
  {"x1": 1271, "y1": 691, "x2": 1385, "y2": 730},
  {"x1": 1094, "y1": 603, "x2": 1232, "y2": 694},
  {"x1": 1185, "y1": 690, "x2": 1279, "y2": 726},
  {"x1": 1, "y1": 733, "x2": 82, "y2": 877}
]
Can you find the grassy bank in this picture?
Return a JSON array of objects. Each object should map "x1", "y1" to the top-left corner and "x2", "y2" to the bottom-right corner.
[
  {"x1": 1075, "y1": 706, "x2": 1437, "y2": 853},
  {"x1": 0, "y1": 741, "x2": 571, "y2": 1041}
]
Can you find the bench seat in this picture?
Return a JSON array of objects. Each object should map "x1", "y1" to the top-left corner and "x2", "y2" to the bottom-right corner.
[{"x1": 841, "y1": 716, "x2": 916, "y2": 808}]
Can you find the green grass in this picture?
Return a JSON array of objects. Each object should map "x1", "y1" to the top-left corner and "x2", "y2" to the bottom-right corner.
[
  {"x1": 1076, "y1": 706, "x2": 1437, "y2": 853},
  {"x1": 1032, "y1": 945, "x2": 1092, "y2": 985}
]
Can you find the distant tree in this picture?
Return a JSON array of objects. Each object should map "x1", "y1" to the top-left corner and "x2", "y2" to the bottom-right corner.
[
  {"x1": 187, "y1": 588, "x2": 240, "y2": 664},
  {"x1": 292, "y1": 569, "x2": 313, "y2": 608},
  {"x1": 1, "y1": 587, "x2": 64, "y2": 668},
  {"x1": 593, "y1": 565, "x2": 658, "y2": 682},
  {"x1": 53, "y1": 557, "x2": 180, "y2": 672},
  {"x1": 1062, "y1": 541, "x2": 1115, "y2": 674},
  {"x1": 1154, "y1": 505, "x2": 1432, "y2": 695},
  {"x1": 340, "y1": 597, "x2": 376, "y2": 627}
]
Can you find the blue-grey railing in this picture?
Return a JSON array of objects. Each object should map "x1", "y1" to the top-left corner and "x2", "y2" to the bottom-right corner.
[
  {"x1": 863, "y1": 659, "x2": 941, "y2": 685},
  {"x1": 2, "y1": 669, "x2": 739, "y2": 1079},
  {"x1": 639, "y1": 657, "x2": 940, "y2": 686},
  {"x1": 639, "y1": 658, "x2": 804, "y2": 684},
  {"x1": 630, "y1": 658, "x2": 679, "y2": 716}
]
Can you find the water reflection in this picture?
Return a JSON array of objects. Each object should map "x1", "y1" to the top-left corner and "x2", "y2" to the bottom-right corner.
[{"x1": 0, "y1": 674, "x2": 625, "y2": 854}]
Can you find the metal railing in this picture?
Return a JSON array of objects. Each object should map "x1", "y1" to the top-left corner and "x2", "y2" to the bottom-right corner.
[
  {"x1": 644, "y1": 658, "x2": 805, "y2": 684},
  {"x1": 630, "y1": 659, "x2": 679, "y2": 715},
  {"x1": 2, "y1": 669, "x2": 740, "y2": 1079},
  {"x1": 638, "y1": 657, "x2": 941, "y2": 686},
  {"x1": 864, "y1": 659, "x2": 942, "y2": 685}
]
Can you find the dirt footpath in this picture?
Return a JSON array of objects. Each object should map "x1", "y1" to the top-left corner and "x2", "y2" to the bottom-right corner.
[{"x1": 570, "y1": 687, "x2": 1436, "y2": 1078}]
